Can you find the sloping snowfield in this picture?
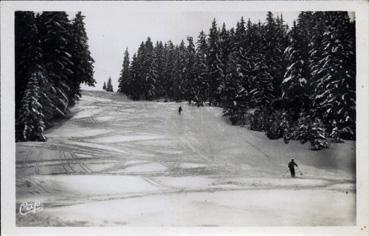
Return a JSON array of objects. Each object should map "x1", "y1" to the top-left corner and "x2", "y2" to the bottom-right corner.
[{"x1": 16, "y1": 90, "x2": 355, "y2": 226}]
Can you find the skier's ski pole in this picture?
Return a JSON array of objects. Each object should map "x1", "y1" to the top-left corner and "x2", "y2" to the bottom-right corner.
[{"x1": 297, "y1": 166, "x2": 303, "y2": 176}]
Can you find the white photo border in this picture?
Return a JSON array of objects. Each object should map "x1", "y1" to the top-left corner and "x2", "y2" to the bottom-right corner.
[{"x1": 1, "y1": 1, "x2": 368, "y2": 235}]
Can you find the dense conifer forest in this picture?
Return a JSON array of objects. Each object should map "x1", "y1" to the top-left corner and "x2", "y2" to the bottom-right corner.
[
  {"x1": 14, "y1": 11, "x2": 355, "y2": 150},
  {"x1": 15, "y1": 11, "x2": 95, "y2": 141},
  {"x1": 117, "y1": 11, "x2": 355, "y2": 150}
]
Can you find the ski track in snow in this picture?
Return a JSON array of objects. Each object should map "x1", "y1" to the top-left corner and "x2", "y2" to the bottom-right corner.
[{"x1": 16, "y1": 91, "x2": 356, "y2": 226}]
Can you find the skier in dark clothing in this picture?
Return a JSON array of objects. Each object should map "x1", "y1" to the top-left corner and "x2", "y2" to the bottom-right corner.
[
  {"x1": 288, "y1": 159, "x2": 298, "y2": 177},
  {"x1": 178, "y1": 106, "x2": 182, "y2": 115}
]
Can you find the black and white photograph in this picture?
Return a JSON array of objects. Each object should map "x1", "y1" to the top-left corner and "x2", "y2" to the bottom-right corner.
[{"x1": 1, "y1": 1, "x2": 369, "y2": 235}]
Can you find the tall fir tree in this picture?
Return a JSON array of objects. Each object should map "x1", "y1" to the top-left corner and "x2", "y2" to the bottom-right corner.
[
  {"x1": 163, "y1": 41, "x2": 176, "y2": 100},
  {"x1": 207, "y1": 19, "x2": 222, "y2": 105},
  {"x1": 172, "y1": 41, "x2": 187, "y2": 101},
  {"x1": 118, "y1": 48, "x2": 130, "y2": 94},
  {"x1": 310, "y1": 12, "x2": 355, "y2": 139},
  {"x1": 221, "y1": 18, "x2": 249, "y2": 123},
  {"x1": 152, "y1": 41, "x2": 166, "y2": 98},
  {"x1": 129, "y1": 53, "x2": 141, "y2": 100},
  {"x1": 222, "y1": 51, "x2": 250, "y2": 125},
  {"x1": 15, "y1": 12, "x2": 41, "y2": 112},
  {"x1": 234, "y1": 18, "x2": 251, "y2": 94},
  {"x1": 143, "y1": 37, "x2": 156, "y2": 100},
  {"x1": 263, "y1": 12, "x2": 289, "y2": 97},
  {"x1": 134, "y1": 42, "x2": 146, "y2": 99},
  {"x1": 15, "y1": 12, "x2": 47, "y2": 141},
  {"x1": 106, "y1": 77, "x2": 114, "y2": 92},
  {"x1": 184, "y1": 37, "x2": 197, "y2": 103},
  {"x1": 282, "y1": 13, "x2": 315, "y2": 119},
  {"x1": 193, "y1": 31, "x2": 209, "y2": 105},
  {"x1": 16, "y1": 71, "x2": 46, "y2": 141},
  {"x1": 218, "y1": 23, "x2": 231, "y2": 105},
  {"x1": 246, "y1": 21, "x2": 274, "y2": 108},
  {"x1": 37, "y1": 12, "x2": 75, "y2": 120},
  {"x1": 282, "y1": 20, "x2": 311, "y2": 116},
  {"x1": 69, "y1": 12, "x2": 95, "y2": 105}
]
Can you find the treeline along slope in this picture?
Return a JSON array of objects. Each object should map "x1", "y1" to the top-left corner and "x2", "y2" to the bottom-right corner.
[
  {"x1": 117, "y1": 12, "x2": 355, "y2": 150},
  {"x1": 15, "y1": 11, "x2": 95, "y2": 141}
]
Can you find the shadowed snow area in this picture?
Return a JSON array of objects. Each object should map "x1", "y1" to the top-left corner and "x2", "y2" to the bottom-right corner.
[{"x1": 16, "y1": 90, "x2": 355, "y2": 226}]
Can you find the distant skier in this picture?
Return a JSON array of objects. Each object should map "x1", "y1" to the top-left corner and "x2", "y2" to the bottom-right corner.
[
  {"x1": 178, "y1": 106, "x2": 182, "y2": 115},
  {"x1": 288, "y1": 159, "x2": 298, "y2": 177}
]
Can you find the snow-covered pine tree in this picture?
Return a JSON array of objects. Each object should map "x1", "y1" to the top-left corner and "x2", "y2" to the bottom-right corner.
[
  {"x1": 280, "y1": 112, "x2": 291, "y2": 143},
  {"x1": 15, "y1": 11, "x2": 47, "y2": 141},
  {"x1": 309, "y1": 118, "x2": 329, "y2": 150},
  {"x1": 221, "y1": 18, "x2": 250, "y2": 124},
  {"x1": 308, "y1": 11, "x2": 326, "y2": 97},
  {"x1": 118, "y1": 48, "x2": 131, "y2": 94},
  {"x1": 172, "y1": 41, "x2": 187, "y2": 101},
  {"x1": 234, "y1": 18, "x2": 251, "y2": 97},
  {"x1": 310, "y1": 12, "x2": 356, "y2": 140},
  {"x1": 146, "y1": 54, "x2": 159, "y2": 100},
  {"x1": 294, "y1": 114, "x2": 328, "y2": 150},
  {"x1": 133, "y1": 42, "x2": 146, "y2": 99},
  {"x1": 128, "y1": 53, "x2": 141, "y2": 100},
  {"x1": 184, "y1": 37, "x2": 197, "y2": 103},
  {"x1": 152, "y1": 41, "x2": 166, "y2": 98},
  {"x1": 207, "y1": 19, "x2": 222, "y2": 106},
  {"x1": 281, "y1": 14, "x2": 314, "y2": 119},
  {"x1": 330, "y1": 120, "x2": 344, "y2": 143},
  {"x1": 193, "y1": 31, "x2": 209, "y2": 106},
  {"x1": 218, "y1": 23, "x2": 231, "y2": 106},
  {"x1": 248, "y1": 56, "x2": 274, "y2": 109},
  {"x1": 106, "y1": 77, "x2": 114, "y2": 92},
  {"x1": 15, "y1": 12, "x2": 41, "y2": 114},
  {"x1": 37, "y1": 12, "x2": 74, "y2": 120},
  {"x1": 16, "y1": 70, "x2": 46, "y2": 142},
  {"x1": 263, "y1": 12, "x2": 289, "y2": 98},
  {"x1": 163, "y1": 41, "x2": 176, "y2": 100},
  {"x1": 69, "y1": 12, "x2": 95, "y2": 105},
  {"x1": 282, "y1": 22, "x2": 308, "y2": 113},
  {"x1": 143, "y1": 37, "x2": 157, "y2": 100},
  {"x1": 246, "y1": 21, "x2": 274, "y2": 109},
  {"x1": 222, "y1": 51, "x2": 249, "y2": 125}
]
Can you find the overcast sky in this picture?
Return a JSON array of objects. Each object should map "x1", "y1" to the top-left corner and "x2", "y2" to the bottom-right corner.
[{"x1": 81, "y1": 11, "x2": 300, "y2": 91}]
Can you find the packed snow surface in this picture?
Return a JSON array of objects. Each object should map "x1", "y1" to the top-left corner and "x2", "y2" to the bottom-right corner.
[{"x1": 16, "y1": 91, "x2": 355, "y2": 226}]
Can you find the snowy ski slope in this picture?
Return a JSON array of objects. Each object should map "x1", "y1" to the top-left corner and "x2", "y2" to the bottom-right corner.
[{"x1": 16, "y1": 90, "x2": 355, "y2": 226}]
